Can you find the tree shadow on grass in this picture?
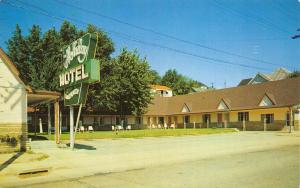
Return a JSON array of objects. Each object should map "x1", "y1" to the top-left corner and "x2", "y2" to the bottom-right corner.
[
  {"x1": 66, "y1": 143, "x2": 96, "y2": 150},
  {"x1": 0, "y1": 152, "x2": 23, "y2": 172}
]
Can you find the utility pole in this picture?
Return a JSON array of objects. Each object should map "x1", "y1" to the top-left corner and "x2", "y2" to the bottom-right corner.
[{"x1": 291, "y1": 29, "x2": 299, "y2": 133}]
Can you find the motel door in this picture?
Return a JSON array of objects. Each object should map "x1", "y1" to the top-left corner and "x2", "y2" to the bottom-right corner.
[
  {"x1": 168, "y1": 117, "x2": 171, "y2": 125},
  {"x1": 217, "y1": 113, "x2": 223, "y2": 127}
]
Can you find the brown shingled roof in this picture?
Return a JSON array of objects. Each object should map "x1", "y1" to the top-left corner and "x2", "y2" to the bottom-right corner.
[{"x1": 145, "y1": 77, "x2": 300, "y2": 115}]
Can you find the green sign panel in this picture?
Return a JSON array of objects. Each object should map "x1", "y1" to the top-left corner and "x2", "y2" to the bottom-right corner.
[{"x1": 59, "y1": 33, "x2": 100, "y2": 106}]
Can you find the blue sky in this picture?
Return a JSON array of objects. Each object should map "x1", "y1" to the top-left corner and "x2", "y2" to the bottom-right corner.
[{"x1": 0, "y1": 0, "x2": 299, "y2": 88}]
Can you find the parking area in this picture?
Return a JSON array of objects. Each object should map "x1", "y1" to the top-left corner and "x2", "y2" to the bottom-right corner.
[{"x1": 0, "y1": 131, "x2": 299, "y2": 187}]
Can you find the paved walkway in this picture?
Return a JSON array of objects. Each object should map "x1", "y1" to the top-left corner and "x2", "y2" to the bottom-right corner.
[{"x1": 0, "y1": 131, "x2": 299, "y2": 187}]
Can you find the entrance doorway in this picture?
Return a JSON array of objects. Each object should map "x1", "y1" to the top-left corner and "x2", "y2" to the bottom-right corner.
[{"x1": 217, "y1": 113, "x2": 223, "y2": 127}]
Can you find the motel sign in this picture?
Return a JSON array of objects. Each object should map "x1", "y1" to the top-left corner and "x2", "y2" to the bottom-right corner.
[{"x1": 59, "y1": 33, "x2": 100, "y2": 106}]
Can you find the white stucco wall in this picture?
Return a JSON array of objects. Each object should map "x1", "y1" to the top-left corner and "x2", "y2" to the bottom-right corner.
[{"x1": 0, "y1": 58, "x2": 27, "y2": 124}]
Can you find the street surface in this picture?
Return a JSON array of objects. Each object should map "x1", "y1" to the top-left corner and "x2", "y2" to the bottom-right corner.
[{"x1": 0, "y1": 131, "x2": 299, "y2": 188}]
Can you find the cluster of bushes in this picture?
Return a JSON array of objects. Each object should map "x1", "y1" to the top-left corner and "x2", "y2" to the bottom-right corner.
[{"x1": 0, "y1": 135, "x2": 19, "y2": 147}]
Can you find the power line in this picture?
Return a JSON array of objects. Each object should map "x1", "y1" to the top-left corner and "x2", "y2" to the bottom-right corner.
[
  {"x1": 50, "y1": 0, "x2": 294, "y2": 69},
  {"x1": 1, "y1": 0, "x2": 288, "y2": 71},
  {"x1": 211, "y1": 0, "x2": 293, "y2": 35}
]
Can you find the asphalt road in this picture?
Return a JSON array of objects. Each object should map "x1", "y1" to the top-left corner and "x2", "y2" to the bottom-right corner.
[{"x1": 25, "y1": 144, "x2": 299, "y2": 188}]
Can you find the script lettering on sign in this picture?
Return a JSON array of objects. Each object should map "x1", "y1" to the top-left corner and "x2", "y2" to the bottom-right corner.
[{"x1": 59, "y1": 33, "x2": 100, "y2": 106}]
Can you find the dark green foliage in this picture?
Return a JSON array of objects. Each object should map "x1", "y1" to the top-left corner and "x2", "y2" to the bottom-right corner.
[
  {"x1": 149, "y1": 70, "x2": 161, "y2": 84},
  {"x1": 86, "y1": 49, "x2": 153, "y2": 115},
  {"x1": 161, "y1": 69, "x2": 205, "y2": 95},
  {"x1": 289, "y1": 71, "x2": 300, "y2": 78},
  {"x1": 6, "y1": 21, "x2": 153, "y2": 115}
]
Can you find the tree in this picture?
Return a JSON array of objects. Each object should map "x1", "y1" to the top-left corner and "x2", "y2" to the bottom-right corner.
[
  {"x1": 161, "y1": 69, "x2": 205, "y2": 95},
  {"x1": 149, "y1": 70, "x2": 161, "y2": 84},
  {"x1": 86, "y1": 49, "x2": 153, "y2": 115},
  {"x1": 7, "y1": 25, "x2": 30, "y2": 83},
  {"x1": 289, "y1": 71, "x2": 300, "y2": 78},
  {"x1": 7, "y1": 21, "x2": 154, "y2": 115},
  {"x1": 59, "y1": 21, "x2": 78, "y2": 46}
]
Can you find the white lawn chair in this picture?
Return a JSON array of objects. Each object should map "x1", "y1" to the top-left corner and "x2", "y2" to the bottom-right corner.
[
  {"x1": 112, "y1": 125, "x2": 115, "y2": 131},
  {"x1": 164, "y1": 123, "x2": 168, "y2": 129},
  {"x1": 170, "y1": 124, "x2": 175, "y2": 129},
  {"x1": 79, "y1": 126, "x2": 85, "y2": 132},
  {"x1": 126, "y1": 125, "x2": 131, "y2": 130},
  {"x1": 158, "y1": 124, "x2": 162, "y2": 129},
  {"x1": 117, "y1": 125, "x2": 123, "y2": 130},
  {"x1": 88, "y1": 125, "x2": 94, "y2": 132}
]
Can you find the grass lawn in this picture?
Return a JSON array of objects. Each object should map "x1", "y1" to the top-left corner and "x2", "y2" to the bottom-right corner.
[{"x1": 29, "y1": 128, "x2": 237, "y2": 140}]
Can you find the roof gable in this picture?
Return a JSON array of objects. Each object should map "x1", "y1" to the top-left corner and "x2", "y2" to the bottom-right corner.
[
  {"x1": 181, "y1": 103, "x2": 190, "y2": 113},
  {"x1": 249, "y1": 73, "x2": 270, "y2": 85},
  {"x1": 0, "y1": 48, "x2": 25, "y2": 86},
  {"x1": 259, "y1": 94, "x2": 275, "y2": 107},
  {"x1": 217, "y1": 100, "x2": 229, "y2": 110}
]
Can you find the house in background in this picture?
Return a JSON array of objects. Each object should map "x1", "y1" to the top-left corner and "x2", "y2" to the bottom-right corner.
[
  {"x1": 150, "y1": 84, "x2": 173, "y2": 97},
  {"x1": 238, "y1": 68, "x2": 291, "y2": 86},
  {"x1": 190, "y1": 86, "x2": 213, "y2": 93}
]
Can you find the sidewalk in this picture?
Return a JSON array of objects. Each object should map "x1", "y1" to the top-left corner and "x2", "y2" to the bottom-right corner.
[{"x1": 0, "y1": 132, "x2": 299, "y2": 187}]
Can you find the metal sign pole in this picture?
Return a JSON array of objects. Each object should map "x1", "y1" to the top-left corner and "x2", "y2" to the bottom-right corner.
[
  {"x1": 70, "y1": 106, "x2": 74, "y2": 149},
  {"x1": 74, "y1": 103, "x2": 83, "y2": 141}
]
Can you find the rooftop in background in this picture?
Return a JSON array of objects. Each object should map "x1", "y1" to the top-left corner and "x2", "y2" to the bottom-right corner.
[
  {"x1": 237, "y1": 68, "x2": 291, "y2": 86},
  {"x1": 150, "y1": 85, "x2": 172, "y2": 91}
]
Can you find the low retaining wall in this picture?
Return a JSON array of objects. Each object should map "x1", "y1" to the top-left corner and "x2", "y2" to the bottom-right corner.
[
  {"x1": 0, "y1": 123, "x2": 28, "y2": 153},
  {"x1": 228, "y1": 121, "x2": 286, "y2": 131}
]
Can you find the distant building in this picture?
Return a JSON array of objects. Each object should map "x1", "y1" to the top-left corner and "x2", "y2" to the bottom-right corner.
[
  {"x1": 238, "y1": 68, "x2": 291, "y2": 86},
  {"x1": 190, "y1": 86, "x2": 212, "y2": 93},
  {"x1": 150, "y1": 85, "x2": 173, "y2": 97}
]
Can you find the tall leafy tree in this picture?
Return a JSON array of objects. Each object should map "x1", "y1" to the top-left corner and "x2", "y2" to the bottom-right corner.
[
  {"x1": 86, "y1": 49, "x2": 153, "y2": 115},
  {"x1": 59, "y1": 21, "x2": 78, "y2": 46},
  {"x1": 289, "y1": 71, "x2": 300, "y2": 78},
  {"x1": 7, "y1": 25, "x2": 30, "y2": 83},
  {"x1": 161, "y1": 69, "x2": 205, "y2": 95},
  {"x1": 149, "y1": 70, "x2": 161, "y2": 84}
]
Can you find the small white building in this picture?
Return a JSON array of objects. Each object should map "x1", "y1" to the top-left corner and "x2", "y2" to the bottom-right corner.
[
  {"x1": 150, "y1": 85, "x2": 173, "y2": 97},
  {"x1": 0, "y1": 48, "x2": 60, "y2": 152}
]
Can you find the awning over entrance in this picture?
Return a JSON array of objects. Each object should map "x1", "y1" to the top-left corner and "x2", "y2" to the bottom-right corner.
[{"x1": 27, "y1": 89, "x2": 61, "y2": 106}]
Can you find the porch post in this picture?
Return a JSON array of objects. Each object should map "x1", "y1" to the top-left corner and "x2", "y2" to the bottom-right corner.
[
  {"x1": 206, "y1": 118, "x2": 209, "y2": 128},
  {"x1": 289, "y1": 108, "x2": 293, "y2": 133},
  {"x1": 54, "y1": 101, "x2": 60, "y2": 144},
  {"x1": 263, "y1": 118, "x2": 267, "y2": 131},
  {"x1": 243, "y1": 119, "x2": 246, "y2": 131},
  {"x1": 48, "y1": 103, "x2": 51, "y2": 139},
  {"x1": 70, "y1": 106, "x2": 74, "y2": 149}
]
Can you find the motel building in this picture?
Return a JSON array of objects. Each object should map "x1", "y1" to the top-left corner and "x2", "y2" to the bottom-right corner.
[
  {"x1": 1, "y1": 46, "x2": 300, "y2": 152},
  {"x1": 61, "y1": 74, "x2": 300, "y2": 132}
]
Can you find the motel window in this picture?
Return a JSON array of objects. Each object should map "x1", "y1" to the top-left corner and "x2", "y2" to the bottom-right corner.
[
  {"x1": 286, "y1": 113, "x2": 290, "y2": 126},
  {"x1": 184, "y1": 116, "x2": 190, "y2": 124},
  {"x1": 261, "y1": 114, "x2": 274, "y2": 124},
  {"x1": 116, "y1": 117, "x2": 120, "y2": 125},
  {"x1": 159, "y1": 117, "x2": 164, "y2": 124},
  {"x1": 99, "y1": 117, "x2": 104, "y2": 125},
  {"x1": 202, "y1": 114, "x2": 211, "y2": 123},
  {"x1": 135, "y1": 117, "x2": 141, "y2": 125},
  {"x1": 238, "y1": 112, "x2": 249, "y2": 122}
]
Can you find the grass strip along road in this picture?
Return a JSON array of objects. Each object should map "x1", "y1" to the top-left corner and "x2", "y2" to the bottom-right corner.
[{"x1": 29, "y1": 128, "x2": 236, "y2": 140}]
